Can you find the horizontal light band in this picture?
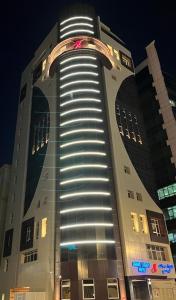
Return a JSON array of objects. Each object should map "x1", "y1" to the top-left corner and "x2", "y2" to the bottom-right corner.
[
  {"x1": 60, "y1": 191, "x2": 110, "y2": 199},
  {"x1": 60, "y1": 98, "x2": 101, "y2": 107},
  {"x1": 60, "y1": 164, "x2": 107, "y2": 172},
  {"x1": 60, "y1": 22, "x2": 94, "y2": 32},
  {"x1": 60, "y1": 223, "x2": 113, "y2": 230},
  {"x1": 60, "y1": 29, "x2": 94, "y2": 39},
  {"x1": 60, "y1": 107, "x2": 102, "y2": 116},
  {"x1": 60, "y1": 89, "x2": 100, "y2": 98},
  {"x1": 60, "y1": 177, "x2": 109, "y2": 185},
  {"x1": 60, "y1": 64, "x2": 98, "y2": 73},
  {"x1": 60, "y1": 80, "x2": 99, "y2": 89},
  {"x1": 60, "y1": 240, "x2": 115, "y2": 246},
  {"x1": 60, "y1": 139, "x2": 105, "y2": 148},
  {"x1": 60, "y1": 117, "x2": 103, "y2": 126},
  {"x1": 60, "y1": 71, "x2": 98, "y2": 80},
  {"x1": 60, "y1": 128, "x2": 104, "y2": 137},
  {"x1": 60, "y1": 16, "x2": 93, "y2": 26},
  {"x1": 60, "y1": 151, "x2": 106, "y2": 160},
  {"x1": 60, "y1": 207, "x2": 112, "y2": 214},
  {"x1": 60, "y1": 56, "x2": 96, "y2": 65}
]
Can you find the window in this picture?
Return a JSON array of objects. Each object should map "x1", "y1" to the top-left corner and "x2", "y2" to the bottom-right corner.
[
  {"x1": 139, "y1": 215, "x2": 148, "y2": 234},
  {"x1": 146, "y1": 244, "x2": 166, "y2": 261},
  {"x1": 41, "y1": 218, "x2": 47, "y2": 238},
  {"x1": 61, "y1": 280, "x2": 71, "y2": 300},
  {"x1": 128, "y1": 190, "x2": 134, "y2": 199},
  {"x1": 167, "y1": 206, "x2": 176, "y2": 220},
  {"x1": 35, "y1": 222, "x2": 39, "y2": 240},
  {"x1": 157, "y1": 183, "x2": 176, "y2": 200},
  {"x1": 124, "y1": 166, "x2": 130, "y2": 174},
  {"x1": 151, "y1": 218, "x2": 161, "y2": 236},
  {"x1": 22, "y1": 249, "x2": 38, "y2": 263},
  {"x1": 9, "y1": 213, "x2": 14, "y2": 225},
  {"x1": 107, "y1": 278, "x2": 119, "y2": 299},
  {"x1": 82, "y1": 279, "x2": 95, "y2": 299},
  {"x1": 119, "y1": 51, "x2": 134, "y2": 71},
  {"x1": 4, "y1": 259, "x2": 8, "y2": 272},
  {"x1": 131, "y1": 213, "x2": 139, "y2": 232},
  {"x1": 168, "y1": 232, "x2": 176, "y2": 243},
  {"x1": 136, "y1": 192, "x2": 142, "y2": 202},
  {"x1": 2, "y1": 294, "x2": 5, "y2": 300},
  {"x1": 26, "y1": 226, "x2": 31, "y2": 242},
  {"x1": 20, "y1": 84, "x2": 27, "y2": 102}
]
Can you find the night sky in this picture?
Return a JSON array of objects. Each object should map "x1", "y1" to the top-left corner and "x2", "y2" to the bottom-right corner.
[{"x1": 0, "y1": 0, "x2": 175, "y2": 167}]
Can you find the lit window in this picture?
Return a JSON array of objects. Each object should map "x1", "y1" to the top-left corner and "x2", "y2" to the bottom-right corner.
[
  {"x1": 146, "y1": 244, "x2": 166, "y2": 261},
  {"x1": 139, "y1": 215, "x2": 148, "y2": 234},
  {"x1": 114, "y1": 49, "x2": 120, "y2": 61},
  {"x1": 41, "y1": 218, "x2": 47, "y2": 238},
  {"x1": 26, "y1": 226, "x2": 31, "y2": 242},
  {"x1": 107, "y1": 278, "x2": 119, "y2": 299},
  {"x1": 131, "y1": 213, "x2": 139, "y2": 232},
  {"x1": 128, "y1": 190, "x2": 134, "y2": 199},
  {"x1": 82, "y1": 279, "x2": 95, "y2": 299},
  {"x1": 2, "y1": 294, "x2": 5, "y2": 300},
  {"x1": 136, "y1": 193, "x2": 142, "y2": 202},
  {"x1": 124, "y1": 166, "x2": 130, "y2": 174},
  {"x1": 168, "y1": 232, "x2": 176, "y2": 243},
  {"x1": 157, "y1": 183, "x2": 176, "y2": 200},
  {"x1": 4, "y1": 259, "x2": 8, "y2": 272},
  {"x1": 151, "y1": 218, "x2": 161, "y2": 236},
  {"x1": 22, "y1": 249, "x2": 38, "y2": 263},
  {"x1": 61, "y1": 280, "x2": 71, "y2": 300}
]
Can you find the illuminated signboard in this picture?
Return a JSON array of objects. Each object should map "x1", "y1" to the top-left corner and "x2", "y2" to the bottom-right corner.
[
  {"x1": 158, "y1": 263, "x2": 174, "y2": 274},
  {"x1": 44, "y1": 36, "x2": 120, "y2": 78},
  {"x1": 132, "y1": 261, "x2": 151, "y2": 273},
  {"x1": 132, "y1": 261, "x2": 174, "y2": 275}
]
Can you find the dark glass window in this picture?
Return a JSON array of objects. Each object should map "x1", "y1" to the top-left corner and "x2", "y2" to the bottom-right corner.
[
  {"x1": 20, "y1": 84, "x2": 27, "y2": 102},
  {"x1": 3, "y1": 229, "x2": 13, "y2": 257}
]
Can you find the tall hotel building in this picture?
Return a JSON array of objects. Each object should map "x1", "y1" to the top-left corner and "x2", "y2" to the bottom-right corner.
[{"x1": 0, "y1": 4, "x2": 176, "y2": 300}]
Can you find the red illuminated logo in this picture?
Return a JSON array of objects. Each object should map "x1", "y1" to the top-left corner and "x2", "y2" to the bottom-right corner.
[
  {"x1": 151, "y1": 263, "x2": 158, "y2": 273},
  {"x1": 73, "y1": 39, "x2": 84, "y2": 49}
]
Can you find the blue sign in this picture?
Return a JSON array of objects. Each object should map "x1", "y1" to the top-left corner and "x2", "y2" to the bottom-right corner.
[
  {"x1": 132, "y1": 261, "x2": 151, "y2": 273},
  {"x1": 158, "y1": 264, "x2": 174, "y2": 274}
]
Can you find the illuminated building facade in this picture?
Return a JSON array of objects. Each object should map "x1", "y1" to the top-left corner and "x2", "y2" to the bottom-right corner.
[{"x1": 0, "y1": 4, "x2": 176, "y2": 300}]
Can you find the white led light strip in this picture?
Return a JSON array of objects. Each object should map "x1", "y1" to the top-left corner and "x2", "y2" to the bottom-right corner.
[
  {"x1": 60, "y1": 191, "x2": 110, "y2": 199},
  {"x1": 60, "y1": 107, "x2": 102, "y2": 117},
  {"x1": 60, "y1": 164, "x2": 108, "y2": 172},
  {"x1": 60, "y1": 223, "x2": 113, "y2": 230},
  {"x1": 60, "y1": 89, "x2": 100, "y2": 98},
  {"x1": 60, "y1": 177, "x2": 109, "y2": 185},
  {"x1": 60, "y1": 71, "x2": 98, "y2": 80},
  {"x1": 60, "y1": 16, "x2": 93, "y2": 26},
  {"x1": 60, "y1": 56, "x2": 96, "y2": 65},
  {"x1": 60, "y1": 151, "x2": 106, "y2": 160},
  {"x1": 60, "y1": 240, "x2": 115, "y2": 246},
  {"x1": 60, "y1": 140, "x2": 105, "y2": 148},
  {"x1": 61, "y1": 29, "x2": 94, "y2": 39},
  {"x1": 60, "y1": 206, "x2": 112, "y2": 214},
  {"x1": 60, "y1": 64, "x2": 98, "y2": 73},
  {"x1": 60, "y1": 128, "x2": 104, "y2": 137},
  {"x1": 60, "y1": 22, "x2": 93, "y2": 32},
  {"x1": 60, "y1": 98, "x2": 101, "y2": 107},
  {"x1": 60, "y1": 117, "x2": 103, "y2": 126},
  {"x1": 60, "y1": 80, "x2": 99, "y2": 89}
]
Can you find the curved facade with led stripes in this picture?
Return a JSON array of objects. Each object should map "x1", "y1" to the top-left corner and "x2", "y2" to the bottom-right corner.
[{"x1": 0, "y1": 3, "x2": 176, "y2": 300}]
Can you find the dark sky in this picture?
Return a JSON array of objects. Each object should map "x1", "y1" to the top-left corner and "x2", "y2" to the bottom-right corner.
[{"x1": 0, "y1": 0, "x2": 175, "y2": 167}]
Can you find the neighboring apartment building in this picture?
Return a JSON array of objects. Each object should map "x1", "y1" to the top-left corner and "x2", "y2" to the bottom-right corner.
[
  {"x1": 0, "y1": 4, "x2": 176, "y2": 300},
  {"x1": 0, "y1": 164, "x2": 11, "y2": 263},
  {"x1": 135, "y1": 42, "x2": 176, "y2": 267}
]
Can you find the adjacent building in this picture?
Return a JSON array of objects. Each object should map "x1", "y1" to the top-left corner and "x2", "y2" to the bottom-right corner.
[
  {"x1": 0, "y1": 164, "x2": 11, "y2": 263},
  {"x1": 135, "y1": 42, "x2": 176, "y2": 267},
  {"x1": 0, "y1": 4, "x2": 176, "y2": 300}
]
